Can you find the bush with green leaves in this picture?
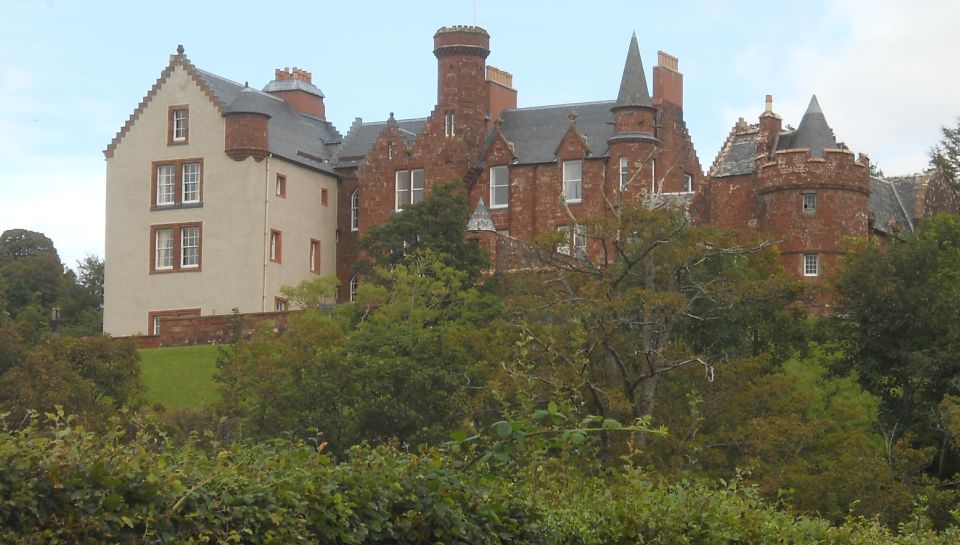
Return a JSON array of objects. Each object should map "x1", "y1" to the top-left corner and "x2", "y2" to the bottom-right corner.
[{"x1": 2, "y1": 411, "x2": 959, "y2": 544}]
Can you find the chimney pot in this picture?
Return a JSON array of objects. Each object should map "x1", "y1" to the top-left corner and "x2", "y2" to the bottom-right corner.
[{"x1": 764, "y1": 94, "x2": 773, "y2": 113}]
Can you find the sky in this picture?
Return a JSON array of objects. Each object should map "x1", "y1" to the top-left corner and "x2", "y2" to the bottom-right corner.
[{"x1": 1, "y1": 0, "x2": 958, "y2": 269}]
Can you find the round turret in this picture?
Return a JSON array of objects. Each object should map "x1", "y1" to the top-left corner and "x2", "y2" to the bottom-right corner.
[
  {"x1": 224, "y1": 86, "x2": 271, "y2": 161},
  {"x1": 756, "y1": 98, "x2": 870, "y2": 282}
]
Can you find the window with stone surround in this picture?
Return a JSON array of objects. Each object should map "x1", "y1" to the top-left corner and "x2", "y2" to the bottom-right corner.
[
  {"x1": 169, "y1": 106, "x2": 189, "y2": 144},
  {"x1": 151, "y1": 222, "x2": 202, "y2": 273},
  {"x1": 349, "y1": 275, "x2": 359, "y2": 302},
  {"x1": 148, "y1": 308, "x2": 200, "y2": 336},
  {"x1": 683, "y1": 173, "x2": 693, "y2": 193},
  {"x1": 804, "y1": 253, "x2": 819, "y2": 277},
  {"x1": 619, "y1": 157, "x2": 629, "y2": 190},
  {"x1": 274, "y1": 297, "x2": 288, "y2": 312},
  {"x1": 563, "y1": 160, "x2": 582, "y2": 203},
  {"x1": 444, "y1": 111, "x2": 456, "y2": 137},
  {"x1": 152, "y1": 159, "x2": 203, "y2": 208},
  {"x1": 395, "y1": 169, "x2": 425, "y2": 210},
  {"x1": 310, "y1": 239, "x2": 321, "y2": 273},
  {"x1": 803, "y1": 192, "x2": 817, "y2": 213},
  {"x1": 270, "y1": 229, "x2": 282, "y2": 263},
  {"x1": 351, "y1": 189, "x2": 360, "y2": 231},
  {"x1": 490, "y1": 165, "x2": 509, "y2": 208}
]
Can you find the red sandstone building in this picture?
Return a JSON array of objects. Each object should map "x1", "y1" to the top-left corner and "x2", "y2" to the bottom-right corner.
[
  {"x1": 105, "y1": 24, "x2": 960, "y2": 338},
  {"x1": 336, "y1": 26, "x2": 702, "y2": 294}
]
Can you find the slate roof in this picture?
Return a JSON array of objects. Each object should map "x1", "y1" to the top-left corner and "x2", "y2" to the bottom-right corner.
[
  {"x1": 869, "y1": 176, "x2": 915, "y2": 235},
  {"x1": 499, "y1": 101, "x2": 616, "y2": 164},
  {"x1": 336, "y1": 117, "x2": 427, "y2": 168},
  {"x1": 262, "y1": 77, "x2": 325, "y2": 98},
  {"x1": 614, "y1": 33, "x2": 653, "y2": 109},
  {"x1": 777, "y1": 96, "x2": 837, "y2": 158},
  {"x1": 196, "y1": 69, "x2": 342, "y2": 174},
  {"x1": 887, "y1": 174, "x2": 921, "y2": 222},
  {"x1": 710, "y1": 130, "x2": 758, "y2": 177}
]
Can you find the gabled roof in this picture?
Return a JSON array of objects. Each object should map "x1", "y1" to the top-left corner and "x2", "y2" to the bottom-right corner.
[
  {"x1": 777, "y1": 95, "x2": 838, "y2": 157},
  {"x1": 869, "y1": 176, "x2": 915, "y2": 236},
  {"x1": 105, "y1": 48, "x2": 342, "y2": 174},
  {"x1": 336, "y1": 116, "x2": 427, "y2": 168},
  {"x1": 613, "y1": 33, "x2": 653, "y2": 110},
  {"x1": 709, "y1": 128, "x2": 758, "y2": 177},
  {"x1": 498, "y1": 101, "x2": 615, "y2": 164},
  {"x1": 104, "y1": 50, "x2": 223, "y2": 158}
]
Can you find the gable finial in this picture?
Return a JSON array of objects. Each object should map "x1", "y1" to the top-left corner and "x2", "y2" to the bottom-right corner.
[{"x1": 176, "y1": 44, "x2": 184, "y2": 55}]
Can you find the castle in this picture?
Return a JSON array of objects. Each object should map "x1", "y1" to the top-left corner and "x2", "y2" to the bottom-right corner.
[{"x1": 102, "y1": 26, "x2": 957, "y2": 337}]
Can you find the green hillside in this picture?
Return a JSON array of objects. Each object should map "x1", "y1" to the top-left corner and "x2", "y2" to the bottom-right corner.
[{"x1": 139, "y1": 345, "x2": 221, "y2": 409}]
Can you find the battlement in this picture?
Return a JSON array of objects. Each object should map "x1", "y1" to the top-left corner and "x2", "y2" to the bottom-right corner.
[
  {"x1": 757, "y1": 147, "x2": 869, "y2": 194},
  {"x1": 434, "y1": 25, "x2": 491, "y2": 59}
]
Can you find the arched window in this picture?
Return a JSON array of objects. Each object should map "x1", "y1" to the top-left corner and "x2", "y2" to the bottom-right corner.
[
  {"x1": 349, "y1": 276, "x2": 359, "y2": 302},
  {"x1": 350, "y1": 189, "x2": 360, "y2": 231}
]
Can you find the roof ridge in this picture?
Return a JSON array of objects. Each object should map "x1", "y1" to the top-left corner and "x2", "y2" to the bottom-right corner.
[{"x1": 507, "y1": 100, "x2": 615, "y2": 113}]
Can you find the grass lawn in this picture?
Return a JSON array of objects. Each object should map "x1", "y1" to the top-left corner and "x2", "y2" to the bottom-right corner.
[{"x1": 139, "y1": 345, "x2": 222, "y2": 410}]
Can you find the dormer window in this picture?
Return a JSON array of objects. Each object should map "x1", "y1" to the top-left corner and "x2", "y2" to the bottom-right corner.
[
  {"x1": 444, "y1": 111, "x2": 456, "y2": 137},
  {"x1": 395, "y1": 169, "x2": 425, "y2": 211},
  {"x1": 562, "y1": 160, "x2": 582, "y2": 203},
  {"x1": 169, "y1": 106, "x2": 188, "y2": 144},
  {"x1": 490, "y1": 166, "x2": 509, "y2": 208}
]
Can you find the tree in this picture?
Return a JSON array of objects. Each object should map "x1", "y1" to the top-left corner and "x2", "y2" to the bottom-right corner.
[
  {"x1": 0, "y1": 307, "x2": 142, "y2": 426},
  {"x1": 930, "y1": 118, "x2": 960, "y2": 185},
  {"x1": 504, "y1": 202, "x2": 802, "y2": 440},
  {"x1": 836, "y1": 214, "x2": 960, "y2": 479},
  {"x1": 355, "y1": 181, "x2": 490, "y2": 282},
  {"x1": 0, "y1": 229, "x2": 64, "y2": 316},
  {"x1": 217, "y1": 251, "x2": 505, "y2": 450},
  {"x1": 73, "y1": 254, "x2": 104, "y2": 309},
  {"x1": 646, "y1": 344, "x2": 950, "y2": 525}
]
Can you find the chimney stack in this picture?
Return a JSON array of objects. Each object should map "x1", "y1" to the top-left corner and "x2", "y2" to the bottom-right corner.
[
  {"x1": 653, "y1": 51, "x2": 683, "y2": 107},
  {"x1": 263, "y1": 66, "x2": 326, "y2": 119},
  {"x1": 757, "y1": 94, "x2": 782, "y2": 158},
  {"x1": 486, "y1": 66, "x2": 517, "y2": 124}
]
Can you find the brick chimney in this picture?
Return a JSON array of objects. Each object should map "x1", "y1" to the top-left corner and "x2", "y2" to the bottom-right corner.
[
  {"x1": 652, "y1": 51, "x2": 682, "y2": 107},
  {"x1": 756, "y1": 94, "x2": 782, "y2": 159},
  {"x1": 263, "y1": 66, "x2": 326, "y2": 119},
  {"x1": 486, "y1": 65, "x2": 517, "y2": 123}
]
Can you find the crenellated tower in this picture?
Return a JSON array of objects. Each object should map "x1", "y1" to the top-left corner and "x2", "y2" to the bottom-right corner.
[
  {"x1": 433, "y1": 26, "x2": 491, "y2": 153},
  {"x1": 755, "y1": 96, "x2": 870, "y2": 284}
]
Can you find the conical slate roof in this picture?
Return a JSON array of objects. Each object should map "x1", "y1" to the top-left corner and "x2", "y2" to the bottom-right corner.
[
  {"x1": 466, "y1": 198, "x2": 496, "y2": 232},
  {"x1": 779, "y1": 95, "x2": 837, "y2": 157},
  {"x1": 613, "y1": 33, "x2": 652, "y2": 109},
  {"x1": 223, "y1": 85, "x2": 272, "y2": 116}
]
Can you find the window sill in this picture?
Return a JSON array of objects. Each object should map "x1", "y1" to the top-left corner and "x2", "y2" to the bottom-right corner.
[
  {"x1": 152, "y1": 203, "x2": 203, "y2": 211},
  {"x1": 489, "y1": 204, "x2": 509, "y2": 210},
  {"x1": 150, "y1": 267, "x2": 202, "y2": 274},
  {"x1": 565, "y1": 199, "x2": 582, "y2": 205}
]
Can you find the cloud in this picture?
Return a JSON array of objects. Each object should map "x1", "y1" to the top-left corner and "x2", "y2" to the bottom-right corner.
[{"x1": 779, "y1": 0, "x2": 960, "y2": 174}]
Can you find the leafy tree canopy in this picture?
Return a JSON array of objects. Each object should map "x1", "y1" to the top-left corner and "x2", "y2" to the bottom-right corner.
[
  {"x1": 836, "y1": 213, "x2": 960, "y2": 478},
  {"x1": 355, "y1": 181, "x2": 490, "y2": 282}
]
